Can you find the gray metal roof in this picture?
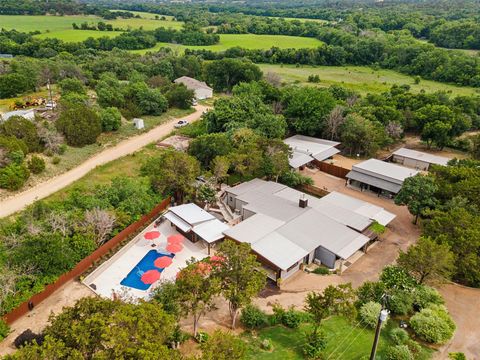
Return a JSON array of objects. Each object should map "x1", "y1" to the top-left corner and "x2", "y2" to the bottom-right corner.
[
  {"x1": 351, "y1": 159, "x2": 419, "y2": 184},
  {"x1": 346, "y1": 170, "x2": 402, "y2": 194},
  {"x1": 168, "y1": 203, "x2": 215, "y2": 226},
  {"x1": 226, "y1": 178, "x2": 286, "y2": 196},
  {"x1": 393, "y1": 147, "x2": 450, "y2": 166},
  {"x1": 284, "y1": 135, "x2": 340, "y2": 168},
  {"x1": 223, "y1": 213, "x2": 285, "y2": 245},
  {"x1": 174, "y1": 76, "x2": 212, "y2": 90},
  {"x1": 193, "y1": 219, "x2": 230, "y2": 243},
  {"x1": 239, "y1": 191, "x2": 305, "y2": 222},
  {"x1": 322, "y1": 191, "x2": 396, "y2": 226}
]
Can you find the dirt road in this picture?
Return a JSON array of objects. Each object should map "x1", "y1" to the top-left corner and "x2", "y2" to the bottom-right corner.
[{"x1": 0, "y1": 105, "x2": 209, "y2": 219}]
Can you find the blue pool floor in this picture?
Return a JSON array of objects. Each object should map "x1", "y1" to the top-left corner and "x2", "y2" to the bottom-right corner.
[{"x1": 120, "y1": 250, "x2": 175, "y2": 291}]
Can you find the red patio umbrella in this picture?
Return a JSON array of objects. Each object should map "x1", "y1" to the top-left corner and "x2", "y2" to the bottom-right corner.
[
  {"x1": 154, "y1": 256, "x2": 173, "y2": 269},
  {"x1": 140, "y1": 269, "x2": 161, "y2": 284},
  {"x1": 166, "y1": 243, "x2": 183, "y2": 253},
  {"x1": 144, "y1": 231, "x2": 161, "y2": 240},
  {"x1": 167, "y1": 234, "x2": 184, "y2": 244}
]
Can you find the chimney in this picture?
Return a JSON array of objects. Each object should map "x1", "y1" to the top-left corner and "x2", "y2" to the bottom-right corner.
[{"x1": 299, "y1": 194, "x2": 308, "y2": 208}]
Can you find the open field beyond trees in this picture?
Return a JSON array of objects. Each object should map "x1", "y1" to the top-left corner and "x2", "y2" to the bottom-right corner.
[
  {"x1": 259, "y1": 64, "x2": 480, "y2": 96},
  {"x1": 132, "y1": 34, "x2": 324, "y2": 54}
]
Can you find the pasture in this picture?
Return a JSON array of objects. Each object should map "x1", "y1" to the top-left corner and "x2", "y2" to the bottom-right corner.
[
  {"x1": 0, "y1": 14, "x2": 183, "y2": 42},
  {"x1": 259, "y1": 64, "x2": 480, "y2": 96},
  {"x1": 133, "y1": 34, "x2": 324, "y2": 54}
]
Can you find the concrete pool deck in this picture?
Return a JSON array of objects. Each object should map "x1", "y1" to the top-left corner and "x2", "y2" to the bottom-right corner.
[{"x1": 83, "y1": 219, "x2": 209, "y2": 300}]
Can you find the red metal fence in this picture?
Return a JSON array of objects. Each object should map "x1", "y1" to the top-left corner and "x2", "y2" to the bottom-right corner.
[
  {"x1": 312, "y1": 160, "x2": 350, "y2": 179},
  {"x1": 2, "y1": 198, "x2": 170, "y2": 325}
]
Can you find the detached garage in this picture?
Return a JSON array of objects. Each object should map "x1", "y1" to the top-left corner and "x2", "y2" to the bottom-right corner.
[{"x1": 390, "y1": 147, "x2": 450, "y2": 171}]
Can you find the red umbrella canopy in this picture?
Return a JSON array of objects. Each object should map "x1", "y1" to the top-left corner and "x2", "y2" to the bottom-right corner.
[
  {"x1": 167, "y1": 234, "x2": 185, "y2": 244},
  {"x1": 141, "y1": 269, "x2": 161, "y2": 284},
  {"x1": 144, "y1": 231, "x2": 161, "y2": 240},
  {"x1": 154, "y1": 256, "x2": 173, "y2": 269},
  {"x1": 166, "y1": 243, "x2": 183, "y2": 253}
]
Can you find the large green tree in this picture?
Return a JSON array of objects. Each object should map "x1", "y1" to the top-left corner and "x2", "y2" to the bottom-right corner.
[
  {"x1": 339, "y1": 114, "x2": 387, "y2": 156},
  {"x1": 56, "y1": 104, "x2": 102, "y2": 147},
  {"x1": 141, "y1": 150, "x2": 200, "y2": 203},
  {"x1": 204, "y1": 58, "x2": 262, "y2": 92},
  {"x1": 397, "y1": 237, "x2": 455, "y2": 284},
  {"x1": 0, "y1": 116, "x2": 41, "y2": 153},
  {"x1": 213, "y1": 240, "x2": 266, "y2": 329},
  {"x1": 395, "y1": 174, "x2": 438, "y2": 224},
  {"x1": 188, "y1": 133, "x2": 232, "y2": 168}
]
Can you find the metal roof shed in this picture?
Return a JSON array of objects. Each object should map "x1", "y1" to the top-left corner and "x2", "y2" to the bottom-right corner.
[{"x1": 193, "y1": 219, "x2": 230, "y2": 244}]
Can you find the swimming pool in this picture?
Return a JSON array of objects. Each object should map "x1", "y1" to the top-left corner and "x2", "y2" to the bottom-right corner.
[{"x1": 120, "y1": 250, "x2": 174, "y2": 291}]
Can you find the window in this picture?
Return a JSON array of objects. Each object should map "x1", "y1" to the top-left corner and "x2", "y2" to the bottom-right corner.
[{"x1": 286, "y1": 262, "x2": 299, "y2": 272}]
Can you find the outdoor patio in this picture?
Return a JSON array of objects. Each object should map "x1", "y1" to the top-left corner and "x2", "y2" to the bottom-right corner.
[{"x1": 82, "y1": 219, "x2": 209, "y2": 301}]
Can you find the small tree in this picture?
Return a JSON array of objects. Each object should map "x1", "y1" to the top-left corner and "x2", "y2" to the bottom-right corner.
[
  {"x1": 398, "y1": 237, "x2": 454, "y2": 284},
  {"x1": 166, "y1": 84, "x2": 195, "y2": 109},
  {"x1": 200, "y1": 330, "x2": 247, "y2": 360},
  {"x1": 0, "y1": 163, "x2": 30, "y2": 190},
  {"x1": 214, "y1": 240, "x2": 266, "y2": 329},
  {"x1": 176, "y1": 260, "x2": 221, "y2": 336},
  {"x1": 360, "y1": 301, "x2": 385, "y2": 329},
  {"x1": 395, "y1": 174, "x2": 438, "y2": 224},
  {"x1": 83, "y1": 208, "x2": 116, "y2": 245},
  {"x1": 56, "y1": 104, "x2": 102, "y2": 147},
  {"x1": 100, "y1": 107, "x2": 122, "y2": 132},
  {"x1": 409, "y1": 305, "x2": 455, "y2": 344},
  {"x1": 27, "y1": 155, "x2": 45, "y2": 174}
]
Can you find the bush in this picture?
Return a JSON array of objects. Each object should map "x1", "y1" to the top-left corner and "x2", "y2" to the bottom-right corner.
[
  {"x1": 412, "y1": 286, "x2": 444, "y2": 311},
  {"x1": 100, "y1": 107, "x2": 122, "y2": 132},
  {"x1": 27, "y1": 155, "x2": 46, "y2": 174},
  {"x1": 303, "y1": 330, "x2": 327, "y2": 359},
  {"x1": 240, "y1": 305, "x2": 268, "y2": 330},
  {"x1": 307, "y1": 74, "x2": 321, "y2": 83},
  {"x1": 449, "y1": 353, "x2": 467, "y2": 360},
  {"x1": 195, "y1": 331, "x2": 209, "y2": 344},
  {"x1": 388, "y1": 290, "x2": 414, "y2": 316},
  {"x1": 356, "y1": 281, "x2": 386, "y2": 307},
  {"x1": 13, "y1": 329, "x2": 44, "y2": 348},
  {"x1": 359, "y1": 302, "x2": 384, "y2": 329},
  {"x1": 0, "y1": 320, "x2": 9, "y2": 340},
  {"x1": 282, "y1": 307, "x2": 303, "y2": 329},
  {"x1": 312, "y1": 266, "x2": 330, "y2": 275},
  {"x1": 385, "y1": 345, "x2": 414, "y2": 360},
  {"x1": 52, "y1": 156, "x2": 61, "y2": 165},
  {"x1": 56, "y1": 104, "x2": 102, "y2": 147},
  {"x1": 0, "y1": 116, "x2": 41, "y2": 152},
  {"x1": 166, "y1": 84, "x2": 194, "y2": 109},
  {"x1": 260, "y1": 338, "x2": 273, "y2": 351},
  {"x1": 390, "y1": 328, "x2": 409, "y2": 345},
  {"x1": 380, "y1": 265, "x2": 417, "y2": 291},
  {"x1": 0, "y1": 163, "x2": 30, "y2": 190},
  {"x1": 410, "y1": 305, "x2": 455, "y2": 344}
]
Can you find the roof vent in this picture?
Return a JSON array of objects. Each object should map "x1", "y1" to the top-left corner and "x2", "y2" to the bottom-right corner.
[{"x1": 299, "y1": 194, "x2": 308, "y2": 208}]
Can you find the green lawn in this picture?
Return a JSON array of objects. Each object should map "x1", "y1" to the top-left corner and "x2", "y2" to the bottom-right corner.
[
  {"x1": 246, "y1": 316, "x2": 433, "y2": 360},
  {"x1": 110, "y1": 10, "x2": 175, "y2": 21},
  {"x1": 133, "y1": 34, "x2": 324, "y2": 54},
  {"x1": 0, "y1": 14, "x2": 183, "y2": 41},
  {"x1": 259, "y1": 64, "x2": 480, "y2": 96}
]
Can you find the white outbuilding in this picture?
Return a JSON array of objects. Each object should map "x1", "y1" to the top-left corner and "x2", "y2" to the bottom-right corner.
[{"x1": 174, "y1": 76, "x2": 213, "y2": 100}]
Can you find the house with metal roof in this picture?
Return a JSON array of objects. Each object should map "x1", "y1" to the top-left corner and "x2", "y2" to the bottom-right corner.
[
  {"x1": 173, "y1": 76, "x2": 213, "y2": 100},
  {"x1": 390, "y1": 147, "x2": 450, "y2": 171},
  {"x1": 163, "y1": 203, "x2": 229, "y2": 254},
  {"x1": 346, "y1": 159, "x2": 419, "y2": 198},
  {"x1": 284, "y1": 135, "x2": 341, "y2": 169},
  {"x1": 0, "y1": 109, "x2": 35, "y2": 123},
  {"x1": 223, "y1": 179, "x2": 395, "y2": 282}
]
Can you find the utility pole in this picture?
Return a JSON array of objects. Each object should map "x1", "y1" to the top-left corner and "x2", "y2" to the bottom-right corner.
[{"x1": 369, "y1": 308, "x2": 389, "y2": 360}]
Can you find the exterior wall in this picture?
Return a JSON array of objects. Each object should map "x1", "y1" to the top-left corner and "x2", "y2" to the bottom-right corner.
[
  {"x1": 226, "y1": 192, "x2": 236, "y2": 209},
  {"x1": 242, "y1": 208, "x2": 256, "y2": 220},
  {"x1": 314, "y1": 246, "x2": 337, "y2": 269},
  {"x1": 234, "y1": 198, "x2": 248, "y2": 212},
  {"x1": 393, "y1": 155, "x2": 429, "y2": 171},
  {"x1": 280, "y1": 262, "x2": 301, "y2": 280},
  {"x1": 194, "y1": 88, "x2": 213, "y2": 100}
]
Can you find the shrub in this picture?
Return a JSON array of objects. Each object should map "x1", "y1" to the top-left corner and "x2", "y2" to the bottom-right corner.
[
  {"x1": 271, "y1": 302, "x2": 286, "y2": 326},
  {"x1": 56, "y1": 104, "x2": 102, "y2": 146},
  {"x1": 412, "y1": 286, "x2": 444, "y2": 311},
  {"x1": 166, "y1": 84, "x2": 194, "y2": 109},
  {"x1": 282, "y1": 307, "x2": 303, "y2": 329},
  {"x1": 240, "y1": 305, "x2": 268, "y2": 330},
  {"x1": 390, "y1": 328, "x2": 409, "y2": 345},
  {"x1": 195, "y1": 331, "x2": 209, "y2": 344},
  {"x1": 52, "y1": 156, "x2": 61, "y2": 165},
  {"x1": 8, "y1": 150, "x2": 24, "y2": 165},
  {"x1": 13, "y1": 329, "x2": 44, "y2": 348},
  {"x1": 312, "y1": 266, "x2": 330, "y2": 275},
  {"x1": 448, "y1": 353, "x2": 467, "y2": 360},
  {"x1": 384, "y1": 345, "x2": 414, "y2": 360},
  {"x1": 307, "y1": 74, "x2": 320, "y2": 83},
  {"x1": 260, "y1": 338, "x2": 273, "y2": 351},
  {"x1": 380, "y1": 265, "x2": 417, "y2": 291},
  {"x1": 27, "y1": 155, "x2": 46, "y2": 174},
  {"x1": 359, "y1": 302, "x2": 384, "y2": 329},
  {"x1": 388, "y1": 290, "x2": 414, "y2": 316},
  {"x1": 410, "y1": 305, "x2": 455, "y2": 344},
  {"x1": 0, "y1": 116, "x2": 41, "y2": 152},
  {"x1": 0, "y1": 320, "x2": 9, "y2": 340},
  {"x1": 356, "y1": 281, "x2": 386, "y2": 307},
  {"x1": 100, "y1": 107, "x2": 122, "y2": 132},
  {"x1": 303, "y1": 330, "x2": 327, "y2": 359},
  {"x1": 0, "y1": 163, "x2": 30, "y2": 190}
]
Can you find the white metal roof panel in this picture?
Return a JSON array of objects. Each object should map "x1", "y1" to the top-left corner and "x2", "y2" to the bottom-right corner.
[
  {"x1": 312, "y1": 147, "x2": 341, "y2": 162},
  {"x1": 223, "y1": 214, "x2": 285, "y2": 245},
  {"x1": 193, "y1": 219, "x2": 230, "y2": 243},
  {"x1": 289, "y1": 150, "x2": 314, "y2": 168},
  {"x1": 252, "y1": 232, "x2": 308, "y2": 271},
  {"x1": 239, "y1": 191, "x2": 306, "y2": 222},
  {"x1": 226, "y1": 178, "x2": 286, "y2": 196},
  {"x1": 335, "y1": 233, "x2": 370, "y2": 259},
  {"x1": 352, "y1": 159, "x2": 419, "y2": 183},
  {"x1": 163, "y1": 212, "x2": 192, "y2": 233},
  {"x1": 169, "y1": 203, "x2": 215, "y2": 226},
  {"x1": 393, "y1": 148, "x2": 450, "y2": 166},
  {"x1": 347, "y1": 170, "x2": 403, "y2": 194},
  {"x1": 309, "y1": 201, "x2": 372, "y2": 232}
]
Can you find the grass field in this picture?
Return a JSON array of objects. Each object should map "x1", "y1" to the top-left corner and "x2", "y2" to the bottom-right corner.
[
  {"x1": 246, "y1": 317, "x2": 433, "y2": 360},
  {"x1": 0, "y1": 14, "x2": 183, "y2": 41},
  {"x1": 133, "y1": 34, "x2": 323, "y2": 54},
  {"x1": 259, "y1": 64, "x2": 480, "y2": 96},
  {"x1": 110, "y1": 10, "x2": 175, "y2": 21}
]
